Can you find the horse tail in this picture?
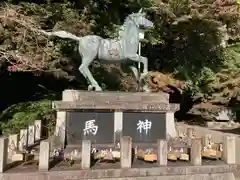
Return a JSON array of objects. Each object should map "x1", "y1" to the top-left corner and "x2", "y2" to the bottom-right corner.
[{"x1": 40, "y1": 30, "x2": 81, "y2": 41}]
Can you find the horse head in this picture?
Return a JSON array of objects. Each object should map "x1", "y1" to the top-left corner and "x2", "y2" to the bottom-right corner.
[{"x1": 129, "y1": 8, "x2": 154, "y2": 29}]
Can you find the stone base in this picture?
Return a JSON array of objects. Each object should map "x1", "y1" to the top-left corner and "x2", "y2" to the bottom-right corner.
[
  {"x1": 54, "y1": 90, "x2": 179, "y2": 112},
  {"x1": 53, "y1": 90, "x2": 180, "y2": 148},
  {"x1": 2, "y1": 165, "x2": 236, "y2": 180}
]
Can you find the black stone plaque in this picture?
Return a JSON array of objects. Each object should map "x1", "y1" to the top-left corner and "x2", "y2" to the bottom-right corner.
[
  {"x1": 66, "y1": 112, "x2": 114, "y2": 145},
  {"x1": 122, "y1": 112, "x2": 166, "y2": 143}
]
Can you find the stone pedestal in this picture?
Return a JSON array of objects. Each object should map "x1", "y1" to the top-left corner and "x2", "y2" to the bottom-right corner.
[
  {"x1": 191, "y1": 139, "x2": 202, "y2": 166},
  {"x1": 157, "y1": 139, "x2": 167, "y2": 166},
  {"x1": 39, "y1": 140, "x2": 50, "y2": 171},
  {"x1": 223, "y1": 136, "x2": 236, "y2": 164},
  {"x1": 0, "y1": 137, "x2": 8, "y2": 173},
  {"x1": 81, "y1": 140, "x2": 91, "y2": 169},
  {"x1": 120, "y1": 136, "x2": 132, "y2": 168},
  {"x1": 53, "y1": 90, "x2": 179, "y2": 149}
]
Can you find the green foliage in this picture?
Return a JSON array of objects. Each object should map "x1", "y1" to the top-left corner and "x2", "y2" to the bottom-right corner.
[
  {"x1": 145, "y1": 0, "x2": 240, "y2": 106},
  {"x1": 0, "y1": 0, "x2": 240, "y2": 125},
  {"x1": 0, "y1": 99, "x2": 54, "y2": 135}
]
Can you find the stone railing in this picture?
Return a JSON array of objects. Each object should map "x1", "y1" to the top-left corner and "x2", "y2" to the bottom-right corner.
[
  {"x1": 0, "y1": 120, "x2": 43, "y2": 172},
  {"x1": 0, "y1": 132, "x2": 236, "y2": 172}
]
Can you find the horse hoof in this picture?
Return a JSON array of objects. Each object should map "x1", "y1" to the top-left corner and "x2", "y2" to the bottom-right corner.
[
  {"x1": 88, "y1": 85, "x2": 102, "y2": 91},
  {"x1": 88, "y1": 85, "x2": 94, "y2": 91},
  {"x1": 94, "y1": 86, "x2": 102, "y2": 91}
]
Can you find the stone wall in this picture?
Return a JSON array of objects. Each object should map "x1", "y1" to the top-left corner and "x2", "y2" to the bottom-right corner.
[
  {"x1": 0, "y1": 134, "x2": 238, "y2": 180},
  {"x1": 0, "y1": 165, "x2": 236, "y2": 180},
  {"x1": 176, "y1": 123, "x2": 240, "y2": 164}
]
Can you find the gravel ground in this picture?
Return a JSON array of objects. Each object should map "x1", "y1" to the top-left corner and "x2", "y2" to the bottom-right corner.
[{"x1": 235, "y1": 173, "x2": 240, "y2": 180}]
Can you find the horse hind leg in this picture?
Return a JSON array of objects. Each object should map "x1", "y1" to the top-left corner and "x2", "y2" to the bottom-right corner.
[
  {"x1": 78, "y1": 36, "x2": 102, "y2": 91},
  {"x1": 79, "y1": 58, "x2": 102, "y2": 91}
]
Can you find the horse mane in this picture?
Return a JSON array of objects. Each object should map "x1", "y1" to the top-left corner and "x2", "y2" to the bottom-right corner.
[
  {"x1": 117, "y1": 13, "x2": 140, "y2": 39},
  {"x1": 117, "y1": 14, "x2": 131, "y2": 39}
]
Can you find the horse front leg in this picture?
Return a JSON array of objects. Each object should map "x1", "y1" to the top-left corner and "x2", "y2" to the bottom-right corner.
[{"x1": 127, "y1": 54, "x2": 148, "y2": 78}]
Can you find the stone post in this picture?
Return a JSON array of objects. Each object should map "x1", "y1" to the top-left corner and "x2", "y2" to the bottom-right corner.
[
  {"x1": 81, "y1": 140, "x2": 91, "y2": 169},
  {"x1": 28, "y1": 125, "x2": 35, "y2": 146},
  {"x1": 19, "y1": 129, "x2": 28, "y2": 151},
  {"x1": 222, "y1": 136, "x2": 236, "y2": 164},
  {"x1": 120, "y1": 136, "x2": 132, "y2": 168},
  {"x1": 55, "y1": 111, "x2": 66, "y2": 148},
  {"x1": 157, "y1": 139, "x2": 167, "y2": 166},
  {"x1": 39, "y1": 140, "x2": 50, "y2": 171},
  {"x1": 202, "y1": 134, "x2": 211, "y2": 147},
  {"x1": 191, "y1": 138, "x2": 202, "y2": 166},
  {"x1": 8, "y1": 134, "x2": 19, "y2": 160},
  {"x1": 114, "y1": 111, "x2": 123, "y2": 143},
  {"x1": 187, "y1": 128, "x2": 193, "y2": 146},
  {"x1": 176, "y1": 125, "x2": 184, "y2": 138},
  {"x1": 8, "y1": 134, "x2": 19, "y2": 150},
  {"x1": 34, "y1": 120, "x2": 42, "y2": 141},
  {"x1": 187, "y1": 128, "x2": 193, "y2": 138},
  {"x1": 0, "y1": 137, "x2": 9, "y2": 173},
  {"x1": 165, "y1": 112, "x2": 177, "y2": 138}
]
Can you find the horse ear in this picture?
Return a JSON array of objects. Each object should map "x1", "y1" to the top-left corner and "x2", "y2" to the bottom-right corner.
[{"x1": 138, "y1": 8, "x2": 142, "y2": 13}]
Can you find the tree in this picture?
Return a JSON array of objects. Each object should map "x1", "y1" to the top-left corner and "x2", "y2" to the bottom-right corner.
[
  {"x1": 0, "y1": 0, "x2": 240, "y2": 132},
  {"x1": 144, "y1": 0, "x2": 240, "y2": 117}
]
